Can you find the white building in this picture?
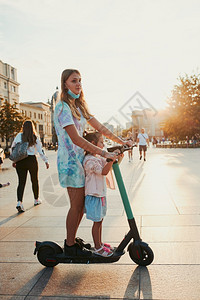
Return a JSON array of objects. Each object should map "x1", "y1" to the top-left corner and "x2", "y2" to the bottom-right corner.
[{"x1": 0, "y1": 60, "x2": 20, "y2": 107}]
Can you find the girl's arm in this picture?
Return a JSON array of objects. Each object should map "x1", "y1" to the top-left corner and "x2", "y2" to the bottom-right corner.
[
  {"x1": 102, "y1": 153, "x2": 123, "y2": 175},
  {"x1": 88, "y1": 117, "x2": 132, "y2": 146},
  {"x1": 102, "y1": 160, "x2": 113, "y2": 176},
  {"x1": 64, "y1": 125, "x2": 117, "y2": 160}
]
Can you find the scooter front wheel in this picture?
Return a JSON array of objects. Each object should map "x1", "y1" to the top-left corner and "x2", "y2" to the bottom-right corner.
[
  {"x1": 37, "y1": 246, "x2": 59, "y2": 267},
  {"x1": 128, "y1": 242, "x2": 154, "y2": 266}
]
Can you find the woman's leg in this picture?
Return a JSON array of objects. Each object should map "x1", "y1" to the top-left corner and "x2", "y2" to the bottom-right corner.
[
  {"x1": 66, "y1": 187, "x2": 85, "y2": 246},
  {"x1": 16, "y1": 167, "x2": 28, "y2": 202},
  {"x1": 29, "y1": 157, "x2": 39, "y2": 199},
  {"x1": 92, "y1": 220, "x2": 102, "y2": 249}
]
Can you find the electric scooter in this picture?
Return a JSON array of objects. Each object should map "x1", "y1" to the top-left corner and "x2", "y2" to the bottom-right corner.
[{"x1": 34, "y1": 145, "x2": 154, "y2": 267}]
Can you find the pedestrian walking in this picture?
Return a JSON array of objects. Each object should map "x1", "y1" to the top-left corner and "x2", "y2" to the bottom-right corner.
[
  {"x1": 11, "y1": 120, "x2": 49, "y2": 213},
  {"x1": 137, "y1": 128, "x2": 149, "y2": 161},
  {"x1": 83, "y1": 132, "x2": 123, "y2": 257},
  {"x1": 126, "y1": 131, "x2": 134, "y2": 162},
  {"x1": 53, "y1": 68, "x2": 132, "y2": 257}
]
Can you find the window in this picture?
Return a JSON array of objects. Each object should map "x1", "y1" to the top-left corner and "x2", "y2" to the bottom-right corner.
[
  {"x1": 11, "y1": 86, "x2": 16, "y2": 92},
  {"x1": 38, "y1": 113, "x2": 40, "y2": 119},
  {"x1": 39, "y1": 125, "x2": 43, "y2": 132},
  {"x1": 41, "y1": 114, "x2": 43, "y2": 120},
  {"x1": 4, "y1": 82, "x2": 7, "y2": 89},
  {"x1": 29, "y1": 112, "x2": 32, "y2": 117},
  {"x1": 34, "y1": 112, "x2": 36, "y2": 118},
  {"x1": 11, "y1": 68, "x2": 15, "y2": 80}
]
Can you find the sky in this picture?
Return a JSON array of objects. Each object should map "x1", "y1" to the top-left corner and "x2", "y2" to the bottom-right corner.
[{"x1": 0, "y1": 0, "x2": 200, "y2": 127}]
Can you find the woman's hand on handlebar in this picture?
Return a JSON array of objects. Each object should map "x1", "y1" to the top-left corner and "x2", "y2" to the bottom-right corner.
[
  {"x1": 104, "y1": 151, "x2": 118, "y2": 161},
  {"x1": 124, "y1": 140, "x2": 133, "y2": 147}
]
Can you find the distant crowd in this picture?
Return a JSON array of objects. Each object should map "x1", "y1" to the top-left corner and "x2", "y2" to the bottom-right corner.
[{"x1": 151, "y1": 134, "x2": 200, "y2": 147}]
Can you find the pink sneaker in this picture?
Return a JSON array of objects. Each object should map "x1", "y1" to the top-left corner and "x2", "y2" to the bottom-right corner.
[{"x1": 94, "y1": 246, "x2": 113, "y2": 257}]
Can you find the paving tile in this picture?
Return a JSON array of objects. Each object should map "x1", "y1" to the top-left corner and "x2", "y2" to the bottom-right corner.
[
  {"x1": 0, "y1": 215, "x2": 32, "y2": 227},
  {"x1": 140, "y1": 265, "x2": 200, "y2": 300},
  {"x1": 178, "y1": 206, "x2": 200, "y2": 215},
  {"x1": 0, "y1": 228, "x2": 16, "y2": 240},
  {"x1": 141, "y1": 226, "x2": 200, "y2": 242},
  {"x1": 142, "y1": 215, "x2": 200, "y2": 227},
  {"x1": 0, "y1": 263, "x2": 45, "y2": 296},
  {"x1": 1, "y1": 227, "x2": 66, "y2": 242},
  {"x1": 20, "y1": 216, "x2": 66, "y2": 228},
  {"x1": 29, "y1": 264, "x2": 140, "y2": 299},
  {"x1": 0, "y1": 241, "x2": 38, "y2": 263},
  {"x1": 148, "y1": 242, "x2": 200, "y2": 264}
]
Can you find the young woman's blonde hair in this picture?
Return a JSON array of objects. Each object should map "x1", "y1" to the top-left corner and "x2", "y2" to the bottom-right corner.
[
  {"x1": 22, "y1": 120, "x2": 37, "y2": 146},
  {"x1": 61, "y1": 69, "x2": 92, "y2": 120}
]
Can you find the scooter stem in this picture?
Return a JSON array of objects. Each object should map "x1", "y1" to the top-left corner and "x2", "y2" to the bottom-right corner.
[{"x1": 112, "y1": 162, "x2": 133, "y2": 219}]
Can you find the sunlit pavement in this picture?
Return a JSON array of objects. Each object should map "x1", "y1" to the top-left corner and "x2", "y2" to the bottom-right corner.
[{"x1": 0, "y1": 147, "x2": 200, "y2": 300}]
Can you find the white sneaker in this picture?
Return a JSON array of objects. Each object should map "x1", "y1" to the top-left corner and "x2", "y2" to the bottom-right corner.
[
  {"x1": 34, "y1": 199, "x2": 42, "y2": 206},
  {"x1": 16, "y1": 201, "x2": 25, "y2": 213}
]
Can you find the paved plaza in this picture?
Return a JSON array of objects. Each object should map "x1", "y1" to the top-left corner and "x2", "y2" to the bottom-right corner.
[{"x1": 0, "y1": 147, "x2": 200, "y2": 300}]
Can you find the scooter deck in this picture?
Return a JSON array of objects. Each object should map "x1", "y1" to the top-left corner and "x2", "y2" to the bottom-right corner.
[
  {"x1": 35, "y1": 241, "x2": 125, "y2": 265},
  {"x1": 54, "y1": 250, "x2": 125, "y2": 264}
]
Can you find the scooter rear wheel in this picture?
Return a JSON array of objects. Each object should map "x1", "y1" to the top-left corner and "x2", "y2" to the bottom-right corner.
[
  {"x1": 128, "y1": 242, "x2": 154, "y2": 266},
  {"x1": 37, "y1": 246, "x2": 59, "y2": 267}
]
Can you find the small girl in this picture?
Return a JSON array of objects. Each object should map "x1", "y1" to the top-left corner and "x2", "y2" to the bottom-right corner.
[{"x1": 83, "y1": 132, "x2": 122, "y2": 257}]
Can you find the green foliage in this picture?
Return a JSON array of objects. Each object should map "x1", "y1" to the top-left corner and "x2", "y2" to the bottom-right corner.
[
  {"x1": 0, "y1": 101, "x2": 25, "y2": 147},
  {"x1": 164, "y1": 73, "x2": 200, "y2": 139}
]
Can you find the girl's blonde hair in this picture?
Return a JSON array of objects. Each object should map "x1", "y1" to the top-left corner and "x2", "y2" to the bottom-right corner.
[
  {"x1": 22, "y1": 120, "x2": 37, "y2": 146},
  {"x1": 61, "y1": 69, "x2": 92, "y2": 120}
]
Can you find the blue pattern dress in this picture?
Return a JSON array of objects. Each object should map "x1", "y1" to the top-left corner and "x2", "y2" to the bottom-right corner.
[{"x1": 54, "y1": 100, "x2": 88, "y2": 188}]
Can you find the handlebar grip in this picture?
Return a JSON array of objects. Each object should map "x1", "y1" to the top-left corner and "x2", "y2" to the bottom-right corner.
[{"x1": 106, "y1": 158, "x2": 114, "y2": 162}]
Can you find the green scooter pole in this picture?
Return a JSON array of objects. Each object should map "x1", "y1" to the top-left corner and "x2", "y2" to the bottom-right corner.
[
  {"x1": 112, "y1": 162, "x2": 133, "y2": 219},
  {"x1": 112, "y1": 161, "x2": 141, "y2": 250}
]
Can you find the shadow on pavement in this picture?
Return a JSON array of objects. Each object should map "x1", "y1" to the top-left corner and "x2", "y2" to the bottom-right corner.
[
  {"x1": 123, "y1": 266, "x2": 152, "y2": 299},
  {"x1": 0, "y1": 205, "x2": 39, "y2": 226},
  {"x1": 7, "y1": 267, "x2": 53, "y2": 299}
]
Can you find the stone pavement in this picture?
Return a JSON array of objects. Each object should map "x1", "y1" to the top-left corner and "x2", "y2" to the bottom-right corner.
[{"x1": 0, "y1": 147, "x2": 200, "y2": 300}]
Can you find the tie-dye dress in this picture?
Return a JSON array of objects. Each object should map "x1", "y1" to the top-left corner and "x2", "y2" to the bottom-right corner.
[{"x1": 54, "y1": 100, "x2": 88, "y2": 188}]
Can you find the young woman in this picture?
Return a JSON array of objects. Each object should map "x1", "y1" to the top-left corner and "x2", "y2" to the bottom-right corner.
[
  {"x1": 11, "y1": 120, "x2": 49, "y2": 212},
  {"x1": 54, "y1": 69, "x2": 132, "y2": 257}
]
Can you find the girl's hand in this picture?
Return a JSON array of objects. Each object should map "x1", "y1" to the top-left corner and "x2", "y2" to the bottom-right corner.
[
  {"x1": 117, "y1": 153, "x2": 124, "y2": 164},
  {"x1": 45, "y1": 162, "x2": 50, "y2": 169}
]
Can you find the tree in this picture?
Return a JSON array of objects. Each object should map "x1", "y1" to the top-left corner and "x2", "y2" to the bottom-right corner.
[
  {"x1": 164, "y1": 73, "x2": 200, "y2": 140},
  {"x1": 0, "y1": 101, "x2": 25, "y2": 148}
]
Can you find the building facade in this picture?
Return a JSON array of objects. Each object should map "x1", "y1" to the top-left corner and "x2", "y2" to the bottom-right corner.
[
  {"x1": 20, "y1": 102, "x2": 52, "y2": 145},
  {"x1": 129, "y1": 109, "x2": 168, "y2": 139},
  {"x1": 0, "y1": 60, "x2": 20, "y2": 107}
]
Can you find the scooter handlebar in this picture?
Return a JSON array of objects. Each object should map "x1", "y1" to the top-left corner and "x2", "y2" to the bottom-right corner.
[
  {"x1": 107, "y1": 144, "x2": 136, "y2": 154},
  {"x1": 106, "y1": 144, "x2": 137, "y2": 162}
]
